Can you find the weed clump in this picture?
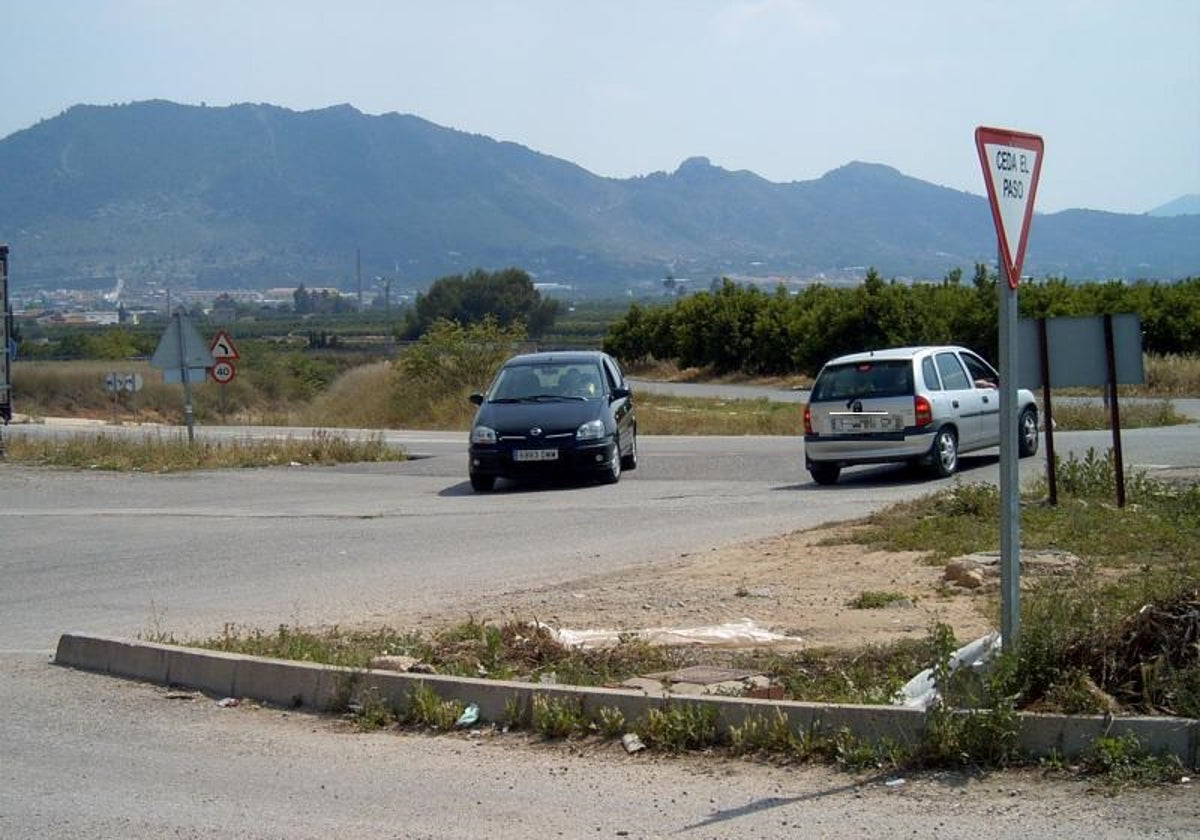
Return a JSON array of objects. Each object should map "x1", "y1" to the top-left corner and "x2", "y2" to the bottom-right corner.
[
  {"x1": 847, "y1": 590, "x2": 912, "y2": 610},
  {"x1": 531, "y1": 694, "x2": 588, "y2": 739},
  {"x1": 403, "y1": 682, "x2": 463, "y2": 731},
  {"x1": 638, "y1": 703, "x2": 720, "y2": 753},
  {"x1": 1081, "y1": 732, "x2": 1185, "y2": 786},
  {"x1": 728, "y1": 708, "x2": 801, "y2": 756}
]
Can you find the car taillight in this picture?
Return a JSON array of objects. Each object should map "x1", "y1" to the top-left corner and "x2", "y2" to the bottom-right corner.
[
  {"x1": 803, "y1": 404, "x2": 813, "y2": 435},
  {"x1": 914, "y1": 395, "x2": 932, "y2": 427}
]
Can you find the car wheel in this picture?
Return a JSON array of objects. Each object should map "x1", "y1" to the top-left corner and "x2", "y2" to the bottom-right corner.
[
  {"x1": 928, "y1": 427, "x2": 958, "y2": 478},
  {"x1": 470, "y1": 473, "x2": 495, "y2": 492},
  {"x1": 1018, "y1": 406, "x2": 1039, "y2": 458},
  {"x1": 600, "y1": 438, "x2": 622, "y2": 484},
  {"x1": 809, "y1": 463, "x2": 841, "y2": 485},
  {"x1": 620, "y1": 430, "x2": 638, "y2": 471}
]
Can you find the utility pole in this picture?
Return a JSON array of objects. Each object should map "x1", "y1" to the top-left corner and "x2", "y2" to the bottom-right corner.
[{"x1": 356, "y1": 247, "x2": 362, "y2": 311}]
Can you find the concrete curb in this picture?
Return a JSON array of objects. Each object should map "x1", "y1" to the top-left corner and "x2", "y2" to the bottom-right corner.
[{"x1": 55, "y1": 632, "x2": 1198, "y2": 768}]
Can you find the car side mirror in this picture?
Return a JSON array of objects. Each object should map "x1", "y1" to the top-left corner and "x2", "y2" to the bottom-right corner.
[
  {"x1": 610, "y1": 386, "x2": 631, "y2": 400},
  {"x1": 469, "y1": 393, "x2": 484, "y2": 406}
]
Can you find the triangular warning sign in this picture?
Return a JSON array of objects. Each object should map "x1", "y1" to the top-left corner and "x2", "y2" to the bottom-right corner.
[
  {"x1": 975, "y1": 126, "x2": 1044, "y2": 289},
  {"x1": 209, "y1": 330, "x2": 240, "y2": 360}
]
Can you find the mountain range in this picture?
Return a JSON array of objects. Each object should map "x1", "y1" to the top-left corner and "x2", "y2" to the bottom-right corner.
[{"x1": 1, "y1": 100, "x2": 1196, "y2": 297}]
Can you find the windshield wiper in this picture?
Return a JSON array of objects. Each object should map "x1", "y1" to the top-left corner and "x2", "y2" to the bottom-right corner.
[{"x1": 494, "y1": 394, "x2": 584, "y2": 403}]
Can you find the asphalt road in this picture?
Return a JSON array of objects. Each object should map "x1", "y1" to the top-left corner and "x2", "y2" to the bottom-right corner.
[
  {"x1": 2, "y1": 397, "x2": 1198, "y2": 837},
  {"x1": 7, "y1": 420, "x2": 1199, "y2": 651},
  {"x1": 0, "y1": 429, "x2": 959, "y2": 650}
]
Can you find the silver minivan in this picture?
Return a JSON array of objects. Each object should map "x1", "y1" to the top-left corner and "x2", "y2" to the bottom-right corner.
[{"x1": 803, "y1": 345, "x2": 1039, "y2": 484}]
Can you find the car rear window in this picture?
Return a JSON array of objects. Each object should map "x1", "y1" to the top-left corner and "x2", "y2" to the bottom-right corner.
[{"x1": 811, "y1": 360, "x2": 914, "y2": 401}]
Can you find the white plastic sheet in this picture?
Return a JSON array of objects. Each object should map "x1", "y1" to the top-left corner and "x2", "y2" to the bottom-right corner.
[
  {"x1": 893, "y1": 631, "x2": 1002, "y2": 709},
  {"x1": 544, "y1": 618, "x2": 801, "y2": 650}
]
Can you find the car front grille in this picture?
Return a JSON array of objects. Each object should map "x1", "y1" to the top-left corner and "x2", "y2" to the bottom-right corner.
[{"x1": 498, "y1": 430, "x2": 575, "y2": 442}]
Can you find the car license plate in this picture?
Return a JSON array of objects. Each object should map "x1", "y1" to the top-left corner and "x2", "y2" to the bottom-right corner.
[
  {"x1": 832, "y1": 414, "x2": 896, "y2": 433},
  {"x1": 514, "y1": 448, "x2": 558, "y2": 462}
]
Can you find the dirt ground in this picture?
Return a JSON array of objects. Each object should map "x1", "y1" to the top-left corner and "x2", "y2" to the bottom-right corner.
[{"x1": 435, "y1": 522, "x2": 996, "y2": 650}]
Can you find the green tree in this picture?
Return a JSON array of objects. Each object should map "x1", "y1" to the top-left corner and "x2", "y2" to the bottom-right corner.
[
  {"x1": 403, "y1": 267, "x2": 559, "y2": 339},
  {"x1": 89, "y1": 328, "x2": 142, "y2": 360},
  {"x1": 602, "y1": 302, "x2": 676, "y2": 364}
]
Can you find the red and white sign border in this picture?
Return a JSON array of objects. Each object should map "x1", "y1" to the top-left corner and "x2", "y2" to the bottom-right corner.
[
  {"x1": 210, "y1": 359, "x2": 237, "y2": 384},
  {"x1": 975, "y1": 126, "x2": 1044, "y2": 290},
  {"x1": 209, "y1": 329, "x2": 240, "y2": 361}
]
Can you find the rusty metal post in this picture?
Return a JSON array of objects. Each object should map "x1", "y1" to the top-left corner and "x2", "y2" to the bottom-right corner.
[
  {"x1": 1037, "y1": 318, "x2": 1057, "y2": 506},
  {"x1": 1103, "y1": 314, "x2": 1126, "y2": 507}
]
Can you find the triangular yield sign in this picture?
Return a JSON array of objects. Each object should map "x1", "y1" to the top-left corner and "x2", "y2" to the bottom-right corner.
[{"x1": 975, "y1": 126, "x2": 1044, "y2": 289}]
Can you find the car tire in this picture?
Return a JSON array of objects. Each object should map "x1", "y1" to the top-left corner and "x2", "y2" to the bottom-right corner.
[
  {"x1": 928, "y1": 427, "x2": 958, "y2": 478},
  {"x1": 470, "y1": 473, "x2": 495, "y2": 492},
  {"x1": 809, "y1": 463, "x2": 841, "y2": 485},
  {"x1": 600, "y1": 438, "x2": 622, "y2": 484},
  {"x1": 1018, "y1": 406, "x2": 1039, "y2": 458},
  {"x1": 620, "y1": 430, "x2": 638, "y2": 471}
]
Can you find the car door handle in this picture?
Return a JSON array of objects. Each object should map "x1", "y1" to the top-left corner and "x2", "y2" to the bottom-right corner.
[
  {"x1": 982, "y1": 396, "x2": 990, "y2": 404},
  {"x1": 952, "y1": 400, "x2": 959, "y2": 409}
]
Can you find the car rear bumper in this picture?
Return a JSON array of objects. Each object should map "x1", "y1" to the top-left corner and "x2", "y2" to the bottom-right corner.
[{"x1": 803, "y1": 427, "x2": 936, "y2": 467}]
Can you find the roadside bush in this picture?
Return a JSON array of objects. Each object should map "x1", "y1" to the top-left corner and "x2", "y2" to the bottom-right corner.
[{"x1": 390, "y1": 317, "x2": 526, "y2": 428}]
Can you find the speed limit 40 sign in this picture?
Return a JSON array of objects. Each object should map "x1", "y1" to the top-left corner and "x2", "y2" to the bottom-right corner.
[{"x1": 210, "y1": 359, "x2": 237, "y2": 384}]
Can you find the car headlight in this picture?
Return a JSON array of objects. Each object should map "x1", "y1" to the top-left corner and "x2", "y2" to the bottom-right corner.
[
  {"x1": 471, "y1": 425, "x2": 497, "y2": 444},
  {"x1": 576, "y1": 419, "x2": 605, "y2": 441}
]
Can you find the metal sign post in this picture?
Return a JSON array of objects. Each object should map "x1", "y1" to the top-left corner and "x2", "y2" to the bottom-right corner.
[
  {"x1": 997, "y1": 251, "x2": 1021, "y2": 649},
  {"x1": 1035, "y1": 319, "x2": 1058, "y2": 506},
  {"x1": 1018, "y1": 313, "x2": 1142, "y2": 509},
  {"x1": 1, "y1": 245, "x2": 11, "y2": 447},
  {"x1": 208, "y1": 330, "x2": 239, "y2": 420},
  {"x1": 975, "y1": 126, "x2": 1044, "y2": 652},
  {"x1": 176, "y1": 312, "x2": 196, "y2": 441},
  {"x1": 150, "y1": 311, "x2": 215, "y2": 443}
]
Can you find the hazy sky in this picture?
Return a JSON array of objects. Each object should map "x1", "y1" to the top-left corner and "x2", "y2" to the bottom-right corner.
[{"x1": 4, "y1": 0, "x2": 1197, "y2": 214}]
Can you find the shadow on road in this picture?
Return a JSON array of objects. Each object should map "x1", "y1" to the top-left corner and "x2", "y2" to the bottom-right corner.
[
  {"x1": 439, "y1": 475, "x2": 618, "y2": 497},
  {"x1": 775, "y1": 453, "x2": 1002, "y2": 491}
]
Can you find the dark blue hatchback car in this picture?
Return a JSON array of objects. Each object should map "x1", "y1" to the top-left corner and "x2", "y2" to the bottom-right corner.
[{"x1": 467, "y1": 351, "x2": 637, "y2": 492}]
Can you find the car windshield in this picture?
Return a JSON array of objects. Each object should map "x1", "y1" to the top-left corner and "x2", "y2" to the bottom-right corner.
[
  {"x1": 489, "y1": 363, "x2": 604, "y2": 401},
  {"x1": 811, "y1": 360, "x2": 913, "y2": 402}
]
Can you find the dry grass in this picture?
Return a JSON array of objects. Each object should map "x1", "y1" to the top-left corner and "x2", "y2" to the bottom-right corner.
[
  {"x1": 1048, "y1": 398, "x2": 1188, "y2": 431},
  {"x1": 626, "y1": 359, "x2": 813, "y2": 390},
  {"x1": 3, "y1": 429, "x2": 405, "y2": 471},
  {"x1": 11, "y1": 353, "x2": 1196, "y2": 436},
  {"x1": 299, "y1": 361, "x2": 397, "y2": 428},
  {"x1": 1138, "y1": 354, "x2": 1200, "y2": 397},
  {"x1": 287, "y1": 361, "x2": 803, "y2": 435},
  {"x1": 13, "y1": 359, "x2": 286, "y2": 425},
  {"x1": 14, "y1": 360, "x2": 181, "y2": 422},
  {"x1": 636, "y1": 394, "x2": 800, "y2": 435}
]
